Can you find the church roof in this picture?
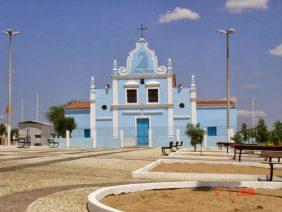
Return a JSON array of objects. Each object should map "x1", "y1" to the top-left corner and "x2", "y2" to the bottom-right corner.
[
  {"x1": 64, "y1": 101, "x2": 90, "y2": 109},
  {"x1": 196, "y1": 100, "x2": 236, "y2": 107}
]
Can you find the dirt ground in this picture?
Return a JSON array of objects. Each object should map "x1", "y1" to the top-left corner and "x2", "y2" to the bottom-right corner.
[
  {"x1": 151, "y1": 162, "x2": 282, "y2": 176},
  {"x1": 102, "y1": 187, "x2": 282, "y2": 212}
]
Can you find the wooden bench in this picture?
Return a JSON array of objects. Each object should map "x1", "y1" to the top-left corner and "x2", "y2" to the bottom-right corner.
[
  {"x1": 161, "y1": 141, "x2": 176, "y2": 156},
  {"x1": 233, "y1": 145, "x2": 282, "y2": 162},
  {"x1": 216, "y1": 142, "x2": 233, "y2": 153},
  {"x1": 17, "y1": 137, "x2": 31, "y2": 148},
  {"x1": 48, "y1": 138, "x2": 59, "y2": 148},
  {"x1": 17, "y1": 129, "x2": 31, "y2": 148},
  {"x1": 176, "y1": 141, "x2": 183, "y2": 150},
  {"x1": 261, "y1": 151, "x2": 282, "y2": 181}
]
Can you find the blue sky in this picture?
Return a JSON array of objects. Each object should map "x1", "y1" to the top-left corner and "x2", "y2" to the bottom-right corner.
[{"x1": 0, "y1": 0, "x2": 281, "y2": 128}]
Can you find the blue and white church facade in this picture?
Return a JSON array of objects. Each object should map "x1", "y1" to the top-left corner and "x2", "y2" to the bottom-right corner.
[{"x1": 64, "y1": 37, "x2": 237, "y2": 148}]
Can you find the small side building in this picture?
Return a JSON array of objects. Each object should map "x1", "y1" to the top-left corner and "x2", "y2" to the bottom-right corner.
[{"x1": 18, "y1": 120, "x2": 52, "y2": 146}]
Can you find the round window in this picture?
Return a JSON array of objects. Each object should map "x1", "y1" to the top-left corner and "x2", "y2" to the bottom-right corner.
[
  {"x1": 179, "y1": 103, "x2": 185, "y2": 108},
  {"x1": 102, "y1": 105, "x2": 107, "y2": 110}
]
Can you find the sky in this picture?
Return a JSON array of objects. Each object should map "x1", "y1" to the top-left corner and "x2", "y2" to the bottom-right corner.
[{"x1": 0, "y1": 0, "x2": 281, "y2": 129}]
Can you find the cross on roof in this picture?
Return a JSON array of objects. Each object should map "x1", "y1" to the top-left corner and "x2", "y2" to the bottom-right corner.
[{"x1": 137, "y1": 24, "x2": 147, "y2": 38}]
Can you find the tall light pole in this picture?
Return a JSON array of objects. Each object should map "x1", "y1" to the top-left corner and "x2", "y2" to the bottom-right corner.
[
  {"x1": 218, "y1": 28, "x2": 235, "y2": 143},
  {"x1": 3, "y1": 29, "x2": 20, "y2": 146}
]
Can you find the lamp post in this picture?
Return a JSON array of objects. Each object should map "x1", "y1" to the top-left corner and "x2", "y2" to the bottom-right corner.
[
  {"x1": 3, "y1": 29, "x2": 20, "y2": 146},
  {"x1": 218, "y1": 28, "x2": 235, "y2": 143}
]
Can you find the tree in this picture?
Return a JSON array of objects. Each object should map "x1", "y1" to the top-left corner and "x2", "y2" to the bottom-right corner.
[
  {"x1": 241, "y1": 123, "x2": 251, "y2": 143},
  {"x1": 46, "y1": 105, "x2": 77, "y2": 137},
  {"x1": 185, "y1": 123, "x2": 205, "y2": 151},
  {"x1": 232, "y1": 132, "x2": 243, "y2": 144},
  {"x1": 255, "y1": 119, "x2": 268, "y2": 145},
  {"x1": 56, "y1": 117, "x2": 77, "y2": 137},
  {"x1": 269, "y1": 121, "x2": 282, "y2": 145},
  {"x1": 0, "y1": 123, "x2": 7, "y2": 137},
  {"x1": 11, "y1": 128, "x2": 19, "y2": 140}
]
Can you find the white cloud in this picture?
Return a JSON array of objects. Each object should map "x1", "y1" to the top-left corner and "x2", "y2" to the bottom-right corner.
[
  {"x1": 240, "y1": 84, "x2": 261, "y2": 89},
  {"x1": 159, "y1": 7, "x2": 200, "y2": 23},
  {"x1": 269, "y1": 43, "x2": 282, "y2": 56},
  {"x1": 225, "y1": 0, "x2": 268, "y2": 13},
  {"x1": 238, "y1": 109, "x2": 266, "y2": 118}
]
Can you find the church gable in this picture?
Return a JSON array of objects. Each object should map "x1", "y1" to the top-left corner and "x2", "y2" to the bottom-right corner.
[{"x1": 117, "y1": 38, "x2": 167, "y2": 75}]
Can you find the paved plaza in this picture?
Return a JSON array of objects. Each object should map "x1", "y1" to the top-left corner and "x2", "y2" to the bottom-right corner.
[{"x1": 0, "y1": 147, "x2": 163, "y2": 211}]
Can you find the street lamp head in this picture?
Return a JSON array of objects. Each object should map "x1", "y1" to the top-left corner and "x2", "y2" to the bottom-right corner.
[
  {"x1": 218, "y1": 28, "x2": 236, "y2": 35},
  {"x1": 228, "y1": 28, "x2": 236, "y2": 33},
  {"x1": 3, "y1": 29, "x2": 20, "y2": 36},
  {"x1": 218, "y1": 29, "x2": 227, "y2": 34}
]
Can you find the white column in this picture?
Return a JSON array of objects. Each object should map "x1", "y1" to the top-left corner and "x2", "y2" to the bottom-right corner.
[
  {"x1": 190, "y1": 74, "x2": 197, "y2": 125},
  {"x1": 66, "y1": 130, "x2": 70, "y2": 148},
  {"x1": 176, "y1": 129, "x2": 180, "y2": 141},
  {"x1": 167, "y1": 76, "x2": 174, "y2": 136},
  {"x1": 203, "y1": 129, "x2": 207, "y2": 147},
  {"x1": 120, "y1": 128, "x2": 124, "y2": 148},
  {"x1": 112, "y1": 78, "x2": 119, "y2": 137},
  {"x1": 149, "y1": 128, "x2": 152, "y2": 148},
  {"x1": 90, "y1": 76, "x2": 96, "y2": 147}
]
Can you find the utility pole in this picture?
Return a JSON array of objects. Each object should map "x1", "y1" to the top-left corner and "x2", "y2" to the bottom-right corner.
[
  {"x1": 3, "y1": 29, "x2": 20, "y2": 146},
  {"x1": 218, "y1": 28, "x2": 236, "y2": 143},
  {"x1": 21, "y1": 98, "x2": 24, "y2": 122},
  {"x1": 252, "y1": 97, "x2": 255, "y2": 129},
  {"x1": 36, "y1": 93, "x2": 39, "y2": 121}
]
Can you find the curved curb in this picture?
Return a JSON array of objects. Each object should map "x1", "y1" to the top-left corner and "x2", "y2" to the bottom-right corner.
[
  {"x1": 87, "y1": 181, "x2": 282, "y2": 212},
  {"x1": 132, "y1": 159, "x2": 282, "y2": 181}
]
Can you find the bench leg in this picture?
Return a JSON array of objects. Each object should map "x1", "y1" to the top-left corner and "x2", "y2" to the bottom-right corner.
[
  {"x1": 239, "y1": 149, "x2": 242, "y2": 162},
  {"x1": 269, "y1": 163, "x2": 274, "y2": 181},
  {"x1": 170, "y1": 147, "x2": 176, "y2": 152},
  {"x1": 162, "y1": 148, "x2": 168, "y2": 156},
  {"x1": 278, "y1": 158, "x2": 280, "y2": 163},
  {"x1": 233, "y1": 149, "x2": 236, "y2": 160},
  {"x1": 226, "y1": 146, "x2": 229, "y2": 154},
  {"x1": 17, "y1": 143, "x2": 25, "y2": 148}
]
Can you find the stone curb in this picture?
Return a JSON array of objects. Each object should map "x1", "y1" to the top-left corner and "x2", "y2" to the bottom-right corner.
[{"x1": 88, "y1": 181, "x2": 282, "y2": 212}]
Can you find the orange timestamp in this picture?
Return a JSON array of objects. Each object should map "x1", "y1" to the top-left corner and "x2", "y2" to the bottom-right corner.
[{"x1": 213, "y1": 187, "x2": 255, "y2": 197}]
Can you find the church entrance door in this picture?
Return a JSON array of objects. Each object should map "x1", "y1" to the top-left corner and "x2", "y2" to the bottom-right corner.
[{"x1": 137, "y1": 118, "x2": 149, "y2": 145}]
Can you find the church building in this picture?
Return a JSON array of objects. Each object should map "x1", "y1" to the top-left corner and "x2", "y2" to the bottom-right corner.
[{"x1": 64, "y1": 33, "x2": 237, "y2": 148}]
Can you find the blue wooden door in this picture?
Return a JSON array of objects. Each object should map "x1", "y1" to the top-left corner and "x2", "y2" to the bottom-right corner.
[{"x1": 137, "y1": 119, "x2": 149, "y2": 145}]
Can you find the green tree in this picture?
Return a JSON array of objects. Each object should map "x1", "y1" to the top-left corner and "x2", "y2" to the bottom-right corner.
[
  {"x1": 46, "y1": 105, "x2": 77, "y2": 137},
  {"x1": 0, "y1": 123, "x2": 7, "y2": 137},
  {"x1": 240, "y1": 123, "x2": 251, "y2": 143},
  {"x1": 56, "y1": 117, "x2": 77, "y2": 137},
  {"x1": 10, "y1": 128, "x2": 19, "y2": 140},
  {"x1": 269, "y1": 121, "x2": 282, "y2": 145},
  {"x1": 232, "y1": 132, "x2": 243, "y2": 144},
  {"x1": 255, "y1": 119, "x2": 268, "y2": 145},
  {"x1": 185, "y1": 123, "x2": 205, "y2": 151}
]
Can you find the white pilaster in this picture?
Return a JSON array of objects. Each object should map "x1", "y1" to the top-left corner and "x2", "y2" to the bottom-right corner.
[
  {"x1": 149, "y1": 128, "x2": 152, "y2": 148},
  {"x1": 176, "y1": 129, "x2": 180, "y2": 141},
  {"x1": 167, "y1": 76, "x2": 174, "y2": 136},
  {"x1": 66, "y1": 130, "x2": 70, "y2": 148},
  {"x1": 190, "y1": 74, "x2": 197, "y2": 125},
  {"x1": 90, "y1": 76, "x2": 96, "y2": 147},
  {"x1": 112, "y1": 78, "x2": 119, "y2": 137},
  {"x1": 120, "y1": 128, "x2": 124, "y2": 148}
]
